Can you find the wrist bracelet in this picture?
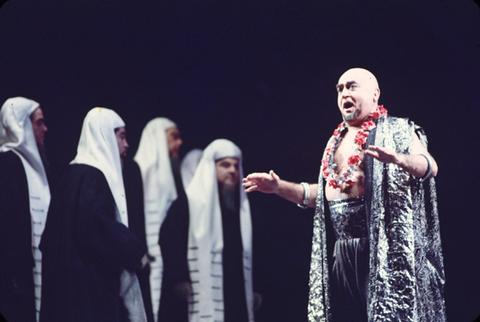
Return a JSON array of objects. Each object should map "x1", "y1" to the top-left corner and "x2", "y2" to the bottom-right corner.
[
  {"x1": 418, "y1": 153, "x2": 433, "y2": 182},
  {"x1": 297, "y1": 182, "x2": 310, "y2": 209}
]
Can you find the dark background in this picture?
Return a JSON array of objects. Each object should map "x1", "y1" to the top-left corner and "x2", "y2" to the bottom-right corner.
[{"x1": 1, "y1": 0, "x2": 479, "y2": 321}]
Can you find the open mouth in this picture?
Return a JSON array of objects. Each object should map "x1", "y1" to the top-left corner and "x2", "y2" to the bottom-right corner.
[{"x1": 343, "y1": 101, "x2": 354, "y2": 110}]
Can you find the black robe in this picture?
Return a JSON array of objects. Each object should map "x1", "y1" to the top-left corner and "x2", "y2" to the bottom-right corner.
[
  {"x1": 123, "y1": 158, "x2": 154, "y2": 322},
  {"x1": 39, "y1": 164, "x2": 146, "y2": 322},
  {"x1": 220, "y1": 193, "x2": 249, "y2": 322},
  {"x1": 158, "y1": 165, "x2": 190, "y2": 322},
  {"x1": 0, "y1": 151, "x2": 37, "y2": 322}
]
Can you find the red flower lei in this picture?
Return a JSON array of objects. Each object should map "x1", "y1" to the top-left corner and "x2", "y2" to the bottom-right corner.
[{"x1": 321, "y1": 105, "x2": 388, "y2": 189}]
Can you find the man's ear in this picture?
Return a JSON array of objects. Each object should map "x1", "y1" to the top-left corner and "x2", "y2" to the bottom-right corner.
[{"x1": 373, "y1": 88, "x2": 380, "y2": 103}]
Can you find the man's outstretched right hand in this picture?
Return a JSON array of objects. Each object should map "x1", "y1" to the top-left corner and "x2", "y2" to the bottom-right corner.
[{"x1": 242, "y1": 170, "x2": 280, "y2": 194}]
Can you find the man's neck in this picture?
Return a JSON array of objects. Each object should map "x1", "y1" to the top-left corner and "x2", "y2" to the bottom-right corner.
[{"x1": 344, "y1": 105, "x2": 378, "y2": 129}]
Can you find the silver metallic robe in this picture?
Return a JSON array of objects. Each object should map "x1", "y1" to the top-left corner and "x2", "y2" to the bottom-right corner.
[{"x1": 307, "y1": 116, "x2": 446, "y2": 322}]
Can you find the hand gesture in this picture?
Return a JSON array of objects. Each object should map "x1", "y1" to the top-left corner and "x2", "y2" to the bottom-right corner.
[
  {"x1": 242, "y1": 170, "x2": 280, "y2": 194},
  {"x1": 365, "y1": 145, "x2": 399, "y2": 164}
]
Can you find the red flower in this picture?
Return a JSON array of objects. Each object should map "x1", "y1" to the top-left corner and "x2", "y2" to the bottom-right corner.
[
  {"x1": 321, "y1": 159, "x2": 329, "y2": 177},
  {"x1": 378, "y1": 105, "x2": 388, "y2": 116},
  {"x1": 321, "y1": 105, "x2": 388, "y2": 189},
  {"x1": 354, "y1": 131, "x2": 369, "y2": 147},
  {"x1": 325, "y1": 144, "x2": 334, "y2": 154},
  {"x1": 328, "y1": 179, "x2": 340, "y2": 189},
  {"x1": 344, "y1": 179, "x2": 356, "y2": 186},
  {"x1": 347, "y1": 154, "x2": 361, "y2": 166},
  {"x1": 361, "y1": 119, "x2": 375, "y2": 130}
]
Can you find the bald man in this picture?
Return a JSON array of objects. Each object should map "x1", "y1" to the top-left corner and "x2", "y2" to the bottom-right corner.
[{"x1": 243, "y1": 68, "x2": 446, "y2": 321}]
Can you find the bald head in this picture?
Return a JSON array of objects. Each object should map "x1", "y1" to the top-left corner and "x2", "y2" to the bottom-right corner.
[
  {"x1": 338, "y1": 68, "x2": 379, "y2": 90},
  {"x1": 336, "y1": 68, "x2": 381, "y2": 126}
]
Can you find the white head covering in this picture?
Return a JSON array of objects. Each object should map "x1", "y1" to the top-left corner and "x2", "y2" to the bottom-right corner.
[
  {"x1": 186, "y1": 139, "x2": 254, "y2": 322},
  {"x1": 180, "y1": 148, "x2": 203, "y2": 189},
  {"x1": 0, "y1": 97, "x2": 51, "y2": 321},
  {"x1": 0, "y1": 97, "x2": 48, "y2": 184},
  {"x1": 133, "y1": 117, "x2": 178, "y2": 322},
  {"x1": 70, "y1": 107, "x2": 128, "y2": 226}
]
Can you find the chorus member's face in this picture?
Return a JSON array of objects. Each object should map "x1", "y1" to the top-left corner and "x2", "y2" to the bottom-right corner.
[
  {"x1": 115, "y1": 126, "x2": 129, "y2": 159},
  {"x1": 336, "y1": 69, "x2": 380, "y2": 126},
  {"x1": 30, "y1": 107, "x2": 48, "y2": 148},
  {"x1": 215, "y1": 157, "x2": 240, "y2": 187},
  {"x1": 166, "y1": 127, "x2": 182, "y2": 157}
]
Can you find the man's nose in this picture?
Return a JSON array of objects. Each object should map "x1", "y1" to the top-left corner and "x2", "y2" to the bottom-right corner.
[{"x1": 342, "y1": 89, "x2": 351, "y2": 98}]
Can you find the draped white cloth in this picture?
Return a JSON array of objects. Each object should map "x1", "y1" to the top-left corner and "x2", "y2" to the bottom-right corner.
[
  {"x1": 71, "y1": 108, "x2": 128, "y2": 226},
  {"x1": 180, "y1": 148, "x2": 203, "y2": 189},
  {"x1": 134, "y1": 117, "x2": 178, "y2": 322},
  {"x1": 186, "y1": 139, "x2": 254, "y2": 322},
  {"x1": 0, "y1": 97, "x2": 51, "y2": 321},
  {"x1": 71, "y1": 107, "x2": 146, "y2": 322}
]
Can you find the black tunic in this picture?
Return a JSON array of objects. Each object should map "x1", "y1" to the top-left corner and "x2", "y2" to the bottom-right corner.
[
  {"x1": 220, "y1": 195, "x2": 249, "y2": 322},
  {"x1": 39, "y1": 164, "x2": 146, "y2": 322},
  {"x1": 158, "y1": 164, "x2": 190, "y2": 322},
  {"x1": 123, "y1": 159, "x2": 154, "y2": 322},
  {"x1": 0, "y1": 151, "x2": 37, "y2": 322}
]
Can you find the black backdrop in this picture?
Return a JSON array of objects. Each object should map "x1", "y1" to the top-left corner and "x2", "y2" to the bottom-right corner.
[{"x1": 0, "y1": 0, "x2": 479, "y2": 321}]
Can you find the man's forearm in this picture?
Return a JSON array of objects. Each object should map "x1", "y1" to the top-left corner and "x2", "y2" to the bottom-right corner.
[
  {"x1": 396, "y1": 153, "x2": 437, "y2": 178},
  {"x1": 276, "y1": 180, "x2": 317, "y2": 208},
  {"x1": 243, "y1": 171, "x2": 317, "y2": 208}
]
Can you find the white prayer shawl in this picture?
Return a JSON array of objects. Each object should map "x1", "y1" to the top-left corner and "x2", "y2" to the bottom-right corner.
[
  {"x1": 186, "y1": 139, "x2": 254, "y2": 322},
  {"x1": 180, "y1": 148, "x2": 203, "y2": 189},
  {"x1": 133, "y1": 117, "x2": 178, "y2": 322},
  {"x1": 70, "y1": 107, "x2": 146, "y2": 322},
  {"x1": 0, "y1": 97, "x2": 51, "y2": 322}
]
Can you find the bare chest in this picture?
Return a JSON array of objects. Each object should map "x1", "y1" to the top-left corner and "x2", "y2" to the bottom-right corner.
[
  {"x1": 333, "y1": 130, "x2": 365, "y2": 173},
  {"x1": 325, "y1": 129, "x2": 366, "y2": 200}
]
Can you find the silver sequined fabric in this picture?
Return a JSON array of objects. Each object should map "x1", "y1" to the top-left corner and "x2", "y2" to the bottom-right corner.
[
  {"x1": 307, "y1": 116, "x2": 446, "y2": 322},
  {"x1": 328, "y1": 196, "x2": 367, "y2": 240}
]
